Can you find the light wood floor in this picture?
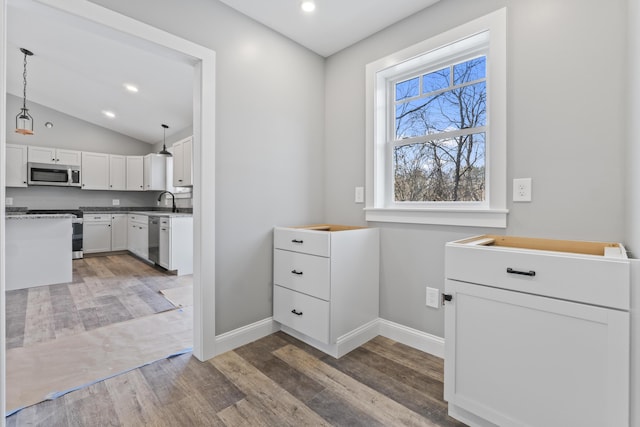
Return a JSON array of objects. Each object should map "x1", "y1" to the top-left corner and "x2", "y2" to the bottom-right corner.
[
  {"x1": 5, "y1": 254, "x2": 466, "y2": 426},
  {"x1": 6, "y1": 254, "x2": 191, "y2": 350}
]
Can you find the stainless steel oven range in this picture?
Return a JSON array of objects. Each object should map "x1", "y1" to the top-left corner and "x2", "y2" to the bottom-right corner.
[{"x1": 25, "y1": 209, "x2": 84, "y2": 259}]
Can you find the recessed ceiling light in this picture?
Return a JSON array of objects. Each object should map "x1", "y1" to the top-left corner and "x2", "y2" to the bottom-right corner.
[
  {"x1": 301, "y1": 1, "x2": 316, "y2": 12},
  {"x1": 102, "y1": 110, "x2": 116, "y2": 119},
  {"x1": 124, "y1": 84, "x2": 139, "y2": 93}
]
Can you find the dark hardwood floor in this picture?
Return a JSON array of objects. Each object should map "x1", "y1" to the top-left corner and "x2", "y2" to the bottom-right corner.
[{"x1": 5, "y1": 254, "x2": 465, "y2": 426}]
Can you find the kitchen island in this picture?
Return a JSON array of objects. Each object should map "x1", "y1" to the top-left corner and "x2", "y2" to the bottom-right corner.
[{"x1": 6, "y1": 214, "x2": 73, "y2": 290}]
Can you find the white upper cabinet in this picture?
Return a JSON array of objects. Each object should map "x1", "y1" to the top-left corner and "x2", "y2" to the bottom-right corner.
[
  {"x1": 28, "y1": 146, "x2": 81, "y2": 165},
  {"x1": 144, "y1": 153, "x2": 167, "y2": 191},
  {"x1": 6, "y1": 144, "x2": 28, "y2": 187},
  {"x1": 172, "y1": 136, "x2": 193, "y2": 187},
  {"x1": 81, "y1": 152, "x2": 109, "y2": 190},
  {"x1": 57, "y1": 149, "x2": 82, "y2": 166},
  {"x1": 126, "y1": 156, "x2": 144, "y2": 191},
  {"x1": 109, "y1": 155, "x2": 126, "y2": 191}
]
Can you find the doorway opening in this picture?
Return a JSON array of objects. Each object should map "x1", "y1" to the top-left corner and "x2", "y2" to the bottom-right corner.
[{"x1": 1, "y1": 0, "x2": 217, "y2": 418}]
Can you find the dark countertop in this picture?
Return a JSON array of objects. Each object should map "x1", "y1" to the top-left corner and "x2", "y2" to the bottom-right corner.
[{"x1": 5, "y1": 206, "x2": 193, "y2": 215}]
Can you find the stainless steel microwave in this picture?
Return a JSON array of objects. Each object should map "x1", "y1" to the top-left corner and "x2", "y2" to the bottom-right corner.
[{"x1": 27, "y1": 162, "x2": 81, "y2": 187}]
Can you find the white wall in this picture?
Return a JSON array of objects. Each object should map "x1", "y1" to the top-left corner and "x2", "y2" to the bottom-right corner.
[
  {"x1": 325, "y1": 0, "x2": 627, "y2": 335},
  {"x1": 6, "y1": 94, "x2": 152, "y2": 154},
  {"x1": 88, "y1": 0, "x2": 326, "y2": 334},
  {"x1": 627, "y1": 0, "x2": 639, "y2": 424}
]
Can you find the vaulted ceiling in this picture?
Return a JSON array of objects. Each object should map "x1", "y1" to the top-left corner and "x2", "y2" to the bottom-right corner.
[{"x1": 6, "y1": 0, "x2": 439, "y2": 144}]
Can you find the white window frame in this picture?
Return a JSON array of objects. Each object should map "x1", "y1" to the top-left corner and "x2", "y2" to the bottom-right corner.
[{"x1": 365, "y1": 8, "x2": 507, "y2": 228}]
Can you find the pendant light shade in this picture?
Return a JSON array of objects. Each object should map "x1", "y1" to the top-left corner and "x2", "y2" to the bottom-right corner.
[
  {"x1": 16, "y1": 48, "x2": 34, "y2": 135},
  {"x1": 158, "y1": 124, "x2": 172, "y2": 157}
]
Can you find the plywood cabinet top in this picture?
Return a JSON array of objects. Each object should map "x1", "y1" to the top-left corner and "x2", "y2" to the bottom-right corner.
[{"x1": 450, "y1": 234, "x2": 626, "y2": 258}]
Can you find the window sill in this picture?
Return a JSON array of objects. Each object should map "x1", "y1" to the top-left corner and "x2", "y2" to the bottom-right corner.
[{"x1": 364, "y1": 207, "x2": 508, "y2": 228}]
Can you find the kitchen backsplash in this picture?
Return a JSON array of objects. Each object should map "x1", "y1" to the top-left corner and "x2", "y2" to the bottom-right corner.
[{"x1": 5, "y1": 185, "x2": 192, "y2": 211}]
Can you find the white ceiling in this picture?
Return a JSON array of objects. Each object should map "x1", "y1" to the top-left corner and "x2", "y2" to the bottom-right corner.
[
  {"x1": 219, "y1": 0, "x2": 441, "y2": 57},
  {"x1": 6, "y1": 0, "x2": 194, "y2": 144},
  {"x1": 6, "y1": 0, "x2": 440, "y2": 144}
]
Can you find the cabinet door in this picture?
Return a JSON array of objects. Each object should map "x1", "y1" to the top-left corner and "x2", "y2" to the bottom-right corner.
[
  {"x1": 444, "y1": 280, "x2": 630, "y2": 427},
  {"x1": 159, "y1": 224, "x2": 170, "y2": 269},
  {"x1": 111, "y1": 214, "x2": 128, "y2": 251},
  {"x1": 126, "y1": 156, "x2": 144, "y2": 191},
  {"x1": 6, "y1": 144, "x2": 28, "y2": 187},
  {"x1": 57, "y1": 149, "x2": 82, "y2": 166},
  {"x1": 127, "y1": 220, "x2": 138, "y2": 253},
  {"x1": 172, "y1": 137, "x2": 193, "y2": 187},
  {"x1": 83, "y1": 222, "x2": 112, "y2": 253},
  {"x1": 28, "y1": 146, "x2": 57, "y2": 164},
  {"x1": 138, "y1": 223, "x2": 149, "y2": 259},
  {"x1": 172, "y1": 141, "x2": 184, "y2": 187},
  {"x1": 109, "y1": 155, "x2": 126, "y2": 191},
  {"x1": 144, "y1": 154, "x2": 166, "y2": 191},
  {"x1": 182, "y1": 137, "x2": 193, "y2": 186},
  {"x1": 81, "y1": 152, "x2": 110, "y2": 190}
]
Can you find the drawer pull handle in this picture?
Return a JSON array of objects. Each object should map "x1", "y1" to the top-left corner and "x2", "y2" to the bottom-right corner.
[
  {"x1": 291, "y1": 270, "x2": 303, "y2": 275},
  {"x1": 291, "y1": 309, "x2": 303, "y2": 316},
  {"x1": 506, "y1": 267, "x2": 536, "y2": 277},
  {"x1": 291, "y1": 239, "x2": 304, "y2": 244}
]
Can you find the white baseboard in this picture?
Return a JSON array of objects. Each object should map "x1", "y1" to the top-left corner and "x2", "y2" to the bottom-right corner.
[
  {"x1": 214, "y1": 317, "x2": 279, "y2": 356},
  {"x1": 213, "y1": 316, "x2": 444, "y2": 359},
  {"x1": 378, "y1": 318, "x2": 445, "y2": 358},
  {"x1": 280, "y1": 318, "x2": 380, "y2": 358}
]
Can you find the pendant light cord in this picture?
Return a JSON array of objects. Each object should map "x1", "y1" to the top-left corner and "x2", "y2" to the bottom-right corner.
[{"x1": 22, "y1": 51, "x2": 28, "y2": 109}]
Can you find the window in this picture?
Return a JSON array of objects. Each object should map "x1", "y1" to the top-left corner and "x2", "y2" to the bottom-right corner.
[{"x1": 365, "y1": 8, "x2": 507, "y2": 227}]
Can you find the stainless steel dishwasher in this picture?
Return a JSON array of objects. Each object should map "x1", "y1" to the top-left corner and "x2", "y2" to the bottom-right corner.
[{"x1": 148, "y1": 216, "x2": 160, "y2": 264}]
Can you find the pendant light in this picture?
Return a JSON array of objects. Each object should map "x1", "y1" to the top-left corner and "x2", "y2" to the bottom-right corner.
[
  {"x1": 158, "y1": 124, "x2": 172, "y2": 156},
  {"x1": 15, "y1": 48, "x2": 34, "y2": 135}
]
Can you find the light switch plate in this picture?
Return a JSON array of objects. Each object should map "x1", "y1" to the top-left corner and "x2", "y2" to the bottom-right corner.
[
  {"x1": 6, "y1": 197, "x2": 13, "y2": 206},
  {"x1": 426, "y1": 287, "x2": 440, "y2": 308}
]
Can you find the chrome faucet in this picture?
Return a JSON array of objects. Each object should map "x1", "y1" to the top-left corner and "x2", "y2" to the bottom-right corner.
[{"x1": 157, "y1": 191, "x2": 177, "y2": 212}]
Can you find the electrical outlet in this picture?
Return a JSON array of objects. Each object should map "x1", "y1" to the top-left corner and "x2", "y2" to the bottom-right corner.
[
  {"x1": 6, "y1": 197, "x2": 13, "y2": 206},
  {"x1": 112, "y1": 199, "x2": 120, "y2": 206},
  {"x1": 355, "y1": 186, "x2": 364, "y2": 203},
  {"x1": 426, "y1": 287, "x2": 440, "y2": 308},
  {"x1": 513, "y1": 178, "x2": 532, "y2": 202}
]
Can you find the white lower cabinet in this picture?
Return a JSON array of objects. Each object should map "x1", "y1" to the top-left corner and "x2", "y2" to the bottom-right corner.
[
  {"x1": 273, "y1": 225, "x2": 379, "y2": 358},
  {"x1": 84, "y1": 213, "x2": 129, "y2": 253},
  {"x1": 128, "y1": 214, "x2": 148, "y2": 260},
  {"x1": 83, "y1": 214, "x2": 112, "y2": 253},
  {"x1": 157, "y1": 216, "x2": 193, "y2": 275},
  {"x1": 110, "y1": 214, "x2": 128, "y2": 251},
  {"x1": 444, "y1": 235, "x2": 630, "y2": 427}
]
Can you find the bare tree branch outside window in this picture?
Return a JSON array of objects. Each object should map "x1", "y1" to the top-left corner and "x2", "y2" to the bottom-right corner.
[{"x1": 393, "y1": 57, "x2": 486, "y2": 202}]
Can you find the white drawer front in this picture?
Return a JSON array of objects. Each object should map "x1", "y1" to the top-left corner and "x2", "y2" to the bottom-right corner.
[
  {"x1": 274, "y1": 227, "x2": 329, "y2": 257},
  {"x1": 273, "y1": 285, "x2": 330, "y2": 344},
  {"x1": 128, "y1": 214, "x2": 148, "y2": 224},
  {"x1": 84, "y1": 213, "x2": 111, "y2": 222},
  {"x1": 445, "y1": 244, "x2": 630, "y2": 310},
  {"x1": 274, "y1": 249, "x2": 330, "y2": 300}
]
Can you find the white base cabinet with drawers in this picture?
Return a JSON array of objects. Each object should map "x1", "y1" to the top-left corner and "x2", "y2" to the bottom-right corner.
[
  {"x1": 83, "y1": 213, "x2": 129, "y2": 253},
  {"x1": 444, "y1": 235, "x2": 630, "y2": 427},
  {"x1": 273, "y1": 225, "x2": 379, "y2": 358}
]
